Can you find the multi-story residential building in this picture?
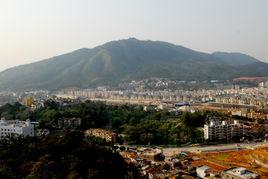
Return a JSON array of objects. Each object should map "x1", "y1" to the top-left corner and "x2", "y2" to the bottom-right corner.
[
  {"x1": 0, "y1": 118, "x2": 34, "y2": 139},
  {"x1": 57, "y1": 117, "x2": 81, "y2": 129},
  {"x1": 85, "y1": 128, "x2": 116, "y2": 143},
  {"x1": 204, "y1": 117, "x2": 244, "y2": 141}
]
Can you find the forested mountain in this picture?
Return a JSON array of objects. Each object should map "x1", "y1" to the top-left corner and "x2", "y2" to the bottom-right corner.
[{"x1": 0, "y1": 38, "x2": 267, "y2": 91}]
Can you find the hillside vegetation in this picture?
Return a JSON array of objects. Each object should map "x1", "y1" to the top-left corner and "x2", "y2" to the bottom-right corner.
[
  {"x1": 0, "y1": 38, "x2": 267, "y2": 91},
  {"x1": 0, "y1": 131, "x2": 139, "y2": 179}
]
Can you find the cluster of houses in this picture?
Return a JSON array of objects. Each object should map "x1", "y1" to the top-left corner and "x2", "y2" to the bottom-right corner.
[
  {"x1": 119, "y1": 147, "x2": 191, "y2": 179},
  {"x1": 196, "y1": 165, "x2": 260, "y2": 179},
  {"x1": 231, "y1": 108, "x2": 268, "y2": 121},
  {"x1": 0, "y1": 116, "x2": 84, "y2": 139},
  {"x1": 0, "y1": 113, "x2": 264, "y2": 179},
  {"x1": 54, "y1": 83, "x2": 268, "y2": 108},
  {"x1": 117, "y1": 146, "x2": 260, "y2": 179}
]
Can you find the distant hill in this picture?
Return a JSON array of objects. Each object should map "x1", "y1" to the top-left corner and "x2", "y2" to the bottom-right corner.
[
  {"x1": 0, "y1": 38, "x2": 267, "y2": 91},
  {"x1": 238, "y1": 61, "x2": 268, "y2": 76},
  {"x1": 212, "y1": 52, "x2": 260, "y2": 66}
]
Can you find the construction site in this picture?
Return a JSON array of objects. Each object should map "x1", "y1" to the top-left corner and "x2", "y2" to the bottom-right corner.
[{"x1": 191, "y1": 146, "x2": 268, "y2": 178}]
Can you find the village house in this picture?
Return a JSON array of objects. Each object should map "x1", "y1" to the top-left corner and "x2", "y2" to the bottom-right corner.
[{"x1": 221, "y1": 167, "x2": 260, "y2": 179}]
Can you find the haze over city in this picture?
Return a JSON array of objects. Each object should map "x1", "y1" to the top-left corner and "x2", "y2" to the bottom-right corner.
[
  {"x1": 1, "y1": 0, "x2": 268, "y2": 72},
  {"x1": 1, "y1": 1, "x2": 268, "y2": 178}
]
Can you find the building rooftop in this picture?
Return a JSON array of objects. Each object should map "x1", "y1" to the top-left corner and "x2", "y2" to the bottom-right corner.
[
  {"x1": 197, "y1": 165, "x2": 210, "y2": 171},
  {"x1": 0, "y1": 118, "x2": 31, "y2": 128},
  {"x1": 224, "y1": 167, "x2": 259, "y2": 179}
]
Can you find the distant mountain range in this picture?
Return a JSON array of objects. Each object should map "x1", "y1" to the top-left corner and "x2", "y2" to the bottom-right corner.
[{"x1": 0, "y1": 38, "x2": 267, "y2": 91}]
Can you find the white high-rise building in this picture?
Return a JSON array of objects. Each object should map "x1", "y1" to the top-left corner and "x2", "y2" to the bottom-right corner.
[
  {"x1": 204, "y1": 117, "x2": 244, "y2": 141},
  {"x1": 0, "y1": 118, "x2": 34, "y2": 139}
]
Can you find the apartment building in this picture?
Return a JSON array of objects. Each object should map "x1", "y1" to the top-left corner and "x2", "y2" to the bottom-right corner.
[
  {"x1": 0, "y1": 118, "x2": 34, "y2": 139},
  {"x1": 85, "y1": 128, "x2": 116, "y2": 142},
  {"x1": 204, "y1": 117, "x2": 244, "y2": 141},
  {"x1": 57, "y1": 117, "x2": 81, "y2": 129}
]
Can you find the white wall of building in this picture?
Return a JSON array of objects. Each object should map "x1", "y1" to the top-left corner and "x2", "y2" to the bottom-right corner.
[{"x1": 0, "y1": 118, "x2": 34, "y2": 139}]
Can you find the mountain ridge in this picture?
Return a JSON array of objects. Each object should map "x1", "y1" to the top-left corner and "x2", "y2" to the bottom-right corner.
[
  {"x1": 212, "y1": 51, "x2": 260, "y2": 66},
  {"x1": 0, "y1": 38, "x2": 267, "y2": 91}
]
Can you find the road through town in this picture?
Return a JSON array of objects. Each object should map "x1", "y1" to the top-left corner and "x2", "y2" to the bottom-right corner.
[{"x1": 163, "y1": 142, "x2": 268, "y2": 157}]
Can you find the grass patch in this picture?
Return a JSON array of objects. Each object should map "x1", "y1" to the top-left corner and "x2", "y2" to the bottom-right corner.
[{"x1": 215, "y1": 153, "x2": 230, "y2": 161}]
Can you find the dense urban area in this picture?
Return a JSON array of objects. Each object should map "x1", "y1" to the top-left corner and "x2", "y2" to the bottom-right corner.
[{"x1": 0, "y1": 78, "x2": 268, "y2": 178}]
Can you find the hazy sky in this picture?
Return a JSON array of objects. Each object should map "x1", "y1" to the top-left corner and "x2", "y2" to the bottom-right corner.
[{"x1": 0, "y1": 0, "x2": 268, "y2": 71}]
